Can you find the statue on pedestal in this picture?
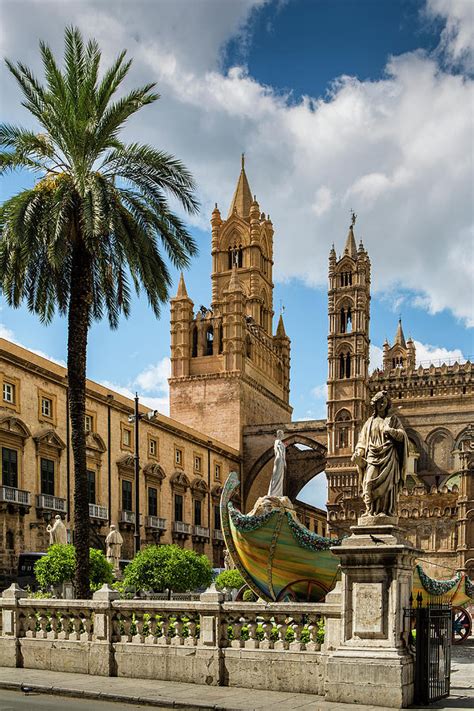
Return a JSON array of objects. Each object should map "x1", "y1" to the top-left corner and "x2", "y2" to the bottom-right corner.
[
  {"x1": 352, "y1": 390, "x2": 408, "y2": 518},
  {"x1": 267, "y1": 429, "x2": 286, "y2": 498},
  {"x1": 105, "y1": 524, "x2": 123, "y2": 575},
  {"x1": 46, "y1": 515, "x2": 68, "y2": 545}
]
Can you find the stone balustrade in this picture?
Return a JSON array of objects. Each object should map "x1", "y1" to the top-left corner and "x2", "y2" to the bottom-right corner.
[{"x1": 0, "y1": 584, "x2": 341, "y2": 694}]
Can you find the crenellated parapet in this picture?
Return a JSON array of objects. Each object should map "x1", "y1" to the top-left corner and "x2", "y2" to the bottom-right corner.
[{"x1": 369, "y1": 359, "x2": 472, "y2": 400}]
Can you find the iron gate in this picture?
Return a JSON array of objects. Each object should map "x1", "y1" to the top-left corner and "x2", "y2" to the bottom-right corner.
[{"x1": 405, "y1": 594, "x2": 452, "y2": 704}]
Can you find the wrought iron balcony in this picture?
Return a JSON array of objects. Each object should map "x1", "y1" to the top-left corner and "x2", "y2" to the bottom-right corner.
[
  {"x1": 36, "y1": 494, "x2": 66, "y2": 513},
  {"x1": 193, "y1": 525, "x2": 210, "y2": 538},
  {"x1": 145, "y1": 515, "x2": 167, "y2": 530},
  {"x1": 89, "y1": 503, "x2": 108, "y2": 520},
  {"x1": 0, "y1": 486, "x2": 31, "y2": 507},
  {"x1": 212, "y1": 529, "x2": 224, "y2": 541},
  {"x1": 172, "y1": 521, "x2": 192, "y2": 535}
]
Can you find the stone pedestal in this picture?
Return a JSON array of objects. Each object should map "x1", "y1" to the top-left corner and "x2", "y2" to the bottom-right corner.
[{"x1": 325, "y1": 521, "x2": 419, "y2": 708}]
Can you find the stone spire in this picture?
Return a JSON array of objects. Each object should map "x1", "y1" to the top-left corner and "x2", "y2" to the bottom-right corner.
[
  {"x1": 394, "y1": 318, "x2": 407, "y2": 348},
  {"x1": 227, "y1": 154, "x2": 253, "y2": 219},
  {"x1": 175, "y1": 272, "x2": 189, "y2": 298},
  {"x1": 276, "y1": 314, "x2": 287, "y2": 338},
  {"x1": 344, "y1": 225, "x2": 357, "y2": 259}
]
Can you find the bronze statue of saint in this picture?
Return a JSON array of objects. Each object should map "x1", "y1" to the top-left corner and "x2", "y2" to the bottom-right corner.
[{"x1": 352, "y1": 390, "x2": 408, "y2": 517}]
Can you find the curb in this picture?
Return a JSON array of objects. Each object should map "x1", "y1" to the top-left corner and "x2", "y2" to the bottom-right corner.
[{"x1": 0, "y1": 680, "x2": 245, "y2": 710}]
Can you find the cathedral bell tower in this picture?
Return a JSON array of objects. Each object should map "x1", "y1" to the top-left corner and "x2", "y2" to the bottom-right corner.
[
  {"x1": 169, "y1": 157, "x2": 292, "y2": 451},
  {"x1": 326, "y1": 214, "x2": 371, "y2": 530}
]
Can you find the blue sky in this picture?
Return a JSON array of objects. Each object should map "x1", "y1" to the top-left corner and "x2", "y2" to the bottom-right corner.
[{"x1": 1, "y1": 0, "x2": 473, "y2": 508}]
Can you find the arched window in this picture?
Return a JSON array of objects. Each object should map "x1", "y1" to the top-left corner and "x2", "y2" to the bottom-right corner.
[
  {"x1": 340, "y1": 271, "x2": 353, "y2": 287},
  {"x1": 339, "y1": 351, "x2": 351, "y2": 379},
  {"x1": 335, "y1": 410, "x2": 351, "y2": 449},
  {"x1": 228, "y1": 247, "x2": 233, "y2": 270},
  {"x1": 206, "y1": 326, "x2": 214, "y2": 356},
  {"x1": 340, "y1": 304, "x2": 352, "y2": 333},
  {"x1": 228, "y1": 244, "x2": 243, "y2": 269},
  {"x1": 217, "y1": 323, "x2": 223, "y2": 354},
  {"x1": 191, "y1": 325, "x2": 198, "y2": 357}
]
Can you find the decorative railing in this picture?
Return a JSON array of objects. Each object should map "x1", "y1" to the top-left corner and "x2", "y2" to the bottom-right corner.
[
  {"x1": 212, "y1": 529, "x2": 224, "y2": 541},
  {"x1": 119, "y1": 510, "x2": 135, "y2": 524},
  {"x1": 192, "y1": 525, "x2": 210, "y2": 538},
  {"x1": 172, "y1": 521, "x2": 192, "y2": 535},
  {"x1": 36, "y1": 494, "x2": 66, "y2": 512},
  {"x1": 0, "y1": 585, "x2": 340, "y2": 694},
  {"x1": 0, "y1": 486, "x2": 31, "y2": 506},
  {"x1": 89, "y1": 503, "x2": 108, "y2": 520},
  {"x1": 145, "y1": 515, "x2": 167, "y2": 530}
]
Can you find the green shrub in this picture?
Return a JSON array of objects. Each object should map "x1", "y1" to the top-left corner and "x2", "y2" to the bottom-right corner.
[
  {"x1": 214, "y1": 569, "x2": 245, "y2": 591},
  {"x1": 34, "y1": 544, "x2": 113, "y2": 592},
  {"x1": 242, "y1": 587, "x2": 257, "y2": 602},
  {"x1": 122, "y1": 544, "x2": 213, "y2": 593}
]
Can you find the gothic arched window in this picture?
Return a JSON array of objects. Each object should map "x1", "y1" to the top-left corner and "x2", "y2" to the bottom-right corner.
[
  {"x1": 339, "y1": 304, "x2": 352, "y2": 333},
  {"x1": 339, "y1": 351, "x2": 351, "y2": 379},
  {"x1": 335, "y1": 409, "x2": 351, "y2": 449},
  {"x1": 206, "y1": 326, "x2": 214, "y2": 356},
  {"x1": 191, "y1": 325, "x2": 198, "y2": 358}
]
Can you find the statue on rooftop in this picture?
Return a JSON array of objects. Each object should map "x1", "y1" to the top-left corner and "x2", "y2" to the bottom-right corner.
[{"x1": 352, "y1": 390, "x2": 408, "y2": 518}]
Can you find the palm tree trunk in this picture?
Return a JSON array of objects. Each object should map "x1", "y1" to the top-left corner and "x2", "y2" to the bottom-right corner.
[{"x1": 67, "y1": 239, "x2": 92, "y2": 599}]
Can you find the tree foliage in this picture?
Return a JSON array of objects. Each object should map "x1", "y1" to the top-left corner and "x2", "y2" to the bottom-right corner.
[
  {"x1": 1, "y1": 27, "x2": 199, "y2": 597},
  {"x1": 34, "y1": 544, "x2": 113, "y2": 592},
  {"x1": 214, "y1": 569, "x2": 245, "y2": 591},
  {"x1": 122, "y1": 545, "x2": 213, "y2": 593}
]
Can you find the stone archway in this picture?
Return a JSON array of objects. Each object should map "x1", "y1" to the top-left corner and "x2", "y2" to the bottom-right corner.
[{"x1": 242, "y1": 420, "x2": 327, "y2": 510}]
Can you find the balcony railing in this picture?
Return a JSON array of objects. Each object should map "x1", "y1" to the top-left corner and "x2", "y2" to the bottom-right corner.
[
  {"x1": 145, "y1": 515, "x2": 167, "y2": 530},
  {"x1": 119, "y1": 510, "x2": 135, "y2": 525},
  {"x1": 36, "y1": 494, "x2": 66, "y2": 512},
  {"x1": 193, "y1": 525, "x2": 210, "y2": 538},
  {"x1": 172, "y1": 521, "x2": 192, "y2": 535},
  {"x1": 0, "y1": 486, "x2": 31, "y2": 506},
  {"x1": 212, "y1": 529, "x2": 224, "y2": 541},
  {"x1": 89, "y1": 503, "x2": 108, "y2": 520}
]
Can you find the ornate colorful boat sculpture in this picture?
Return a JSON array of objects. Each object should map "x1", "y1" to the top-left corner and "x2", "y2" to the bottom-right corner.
[{"x1": 220, "y1": 471, "x2": 341, "y2": 602}]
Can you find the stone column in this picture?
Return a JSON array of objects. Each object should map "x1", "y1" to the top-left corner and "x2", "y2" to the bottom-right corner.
[
  {"x1": 0, "y1": 583, "x2": 24, "y2": 667},
  {"x1": 89, "y1": 584, "x2": 120, "y2": 676},
  {"x1": 325, "y1": 517, "x2": 419, "y2": 708}
]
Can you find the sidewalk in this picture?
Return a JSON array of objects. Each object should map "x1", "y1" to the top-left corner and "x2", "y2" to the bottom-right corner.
[{"x1": 0, "y1": 645, "x2": 471, "y2": 711}]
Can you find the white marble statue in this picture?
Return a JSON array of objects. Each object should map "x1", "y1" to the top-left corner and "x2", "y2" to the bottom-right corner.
[
  {"x1": 267, "y1": 429, "x2": 286, "y2": 498},
  {"x1": 352, "y1": 390, "x2": 408, "y2": 518},
  {"x1": 105, "y1": 524, "x2": 123, "y2": 575},
  {"x1": 46, "y1": 515, "x2": 67, "y2": 545}
]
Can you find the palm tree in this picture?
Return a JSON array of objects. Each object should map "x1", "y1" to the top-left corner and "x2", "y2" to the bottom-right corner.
[{"x1": 0, "y1": 27, "x2": 199, "y2": 598}]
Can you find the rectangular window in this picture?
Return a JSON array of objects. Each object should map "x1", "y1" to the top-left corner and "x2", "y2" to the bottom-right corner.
[
  {"x1": 174, "y1": 493, "x2": 183, "y2": 522},
  {"x1": 148, "y1": 487, "x2": 158, "y2": 517},
  {"x1": 214, "y1": 505, "x2": 221, "y2": 530},
  {"x1": 214, "y1": 464, "x2": 221, "y2": 480},
  {"x1": 41, "y1": 397, "x2": 52, "y2": 418},
  {"x1": 122, "y1": 479, "x2": 132, "y2": 511},
  {"x1": 122, "y1": 427, "x2": 131, "y2": 447},
  {"x1": 194, "y1": 455, "x2": 202, "y2": 472},
  {"x1": 40, "y1": 458, "x2": 55, "y2": 496},
  {"x1": 87, "y1": 470, "x2": 96, "y2": 504},
  {"x1": 194, "y1": 499, "x2": 202, "y2": 526},
  {"x1": 2, "y1": 381, "x2": 15, "y2": 404},
  {"x1": 84, "y1": 414, "x2": 93, "y2": 433},
  {"x1": 2, "y1": 447, "x2": 18, "y2": 489},
  {"x1": 175, "y1": 448, "x2": 183, "y2": 466},
  {"x1": 149, "y1": 438, "x2": 157, "y2": 457}
]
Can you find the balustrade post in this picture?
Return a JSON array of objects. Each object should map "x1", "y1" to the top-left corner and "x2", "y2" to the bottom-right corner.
[
  {"x1": 199, "y1": 585, "x2": 224, "y2": 685},
  {"x1": 0, "y1": 584, "x2": 24, "y2": 667},
  {"x1": 90, "y1": 584, "x2": 120, "y2": 676}
]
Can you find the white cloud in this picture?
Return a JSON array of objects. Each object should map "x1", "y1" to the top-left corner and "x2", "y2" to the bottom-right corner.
[
  {"x1": 100, "y1": 357, "x2": 171, "y2": 415},
  {"x1": 369, "y1": 344, "x2": 384, "y2": 371},
  {"x1": 311, "y1": 383, "x2": 328, "y2": 400},
  {"x1": 0, "y1": 322, "x2": 66, "y2": 366},
  {"x1": 413, "y1": 340, "x2": 465, "y2": 367},
  {"x1": 426, "y1": 0, "x2": 474, "y2": 71},
  {"x1": 1, "y1": 1, "x2": 472, "y2": 326}
]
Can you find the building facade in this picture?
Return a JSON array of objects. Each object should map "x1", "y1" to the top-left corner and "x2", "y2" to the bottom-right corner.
[
  {"x1": 0, "y1": 159, "x2": 472, "y2": 583},
  {"x1": 325, "y1": 221, "x2": 474, "y2": 577}
]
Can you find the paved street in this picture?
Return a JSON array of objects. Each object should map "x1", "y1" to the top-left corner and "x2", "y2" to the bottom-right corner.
[{"x1": 0, "y1": 640, "x2": 471, "y2": 711}]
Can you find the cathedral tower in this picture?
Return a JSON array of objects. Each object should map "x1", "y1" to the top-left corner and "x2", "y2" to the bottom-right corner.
[
  {"x1": 326, "y1": 215, "x2": 371, "y2": 520},
  {"x1": 382, "y1": 319, "x2": 416, "y2": 372},
  {"x1": 169, "y1": 158, "x2": 292, "y2": 451}
]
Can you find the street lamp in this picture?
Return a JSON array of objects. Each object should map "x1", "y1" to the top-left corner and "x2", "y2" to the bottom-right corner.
[{"x1": 128, "y1": 394, "x2": 158, "y2": 555}]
